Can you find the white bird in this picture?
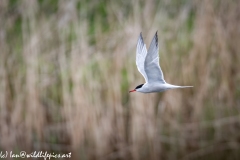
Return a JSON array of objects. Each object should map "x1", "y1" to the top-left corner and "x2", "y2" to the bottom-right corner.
[{"x1": 129, "y1": 31, "x2": 193, "y2": 93}]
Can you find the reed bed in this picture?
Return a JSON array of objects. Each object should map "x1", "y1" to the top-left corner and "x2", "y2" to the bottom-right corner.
[{"x1": 0, "y1": 0, "x2": 240, "y2": 159}]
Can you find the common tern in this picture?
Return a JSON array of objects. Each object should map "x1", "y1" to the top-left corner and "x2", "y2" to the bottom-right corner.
[{"x1": 129, "y1": 31, "x2": 193, "y2": 93}]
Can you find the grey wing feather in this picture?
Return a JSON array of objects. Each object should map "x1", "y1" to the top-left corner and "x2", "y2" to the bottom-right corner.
[
  {"x1": 136, "y1": 33, "x2": 148, "y2": 83},
  {"x1": 144, "y1": 31, "x2": 166, "y2": 84}
]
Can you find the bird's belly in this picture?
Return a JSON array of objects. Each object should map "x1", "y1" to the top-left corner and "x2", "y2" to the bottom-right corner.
[{"x1": 141, "y1": 84, "x2": 169, "y2": 93}]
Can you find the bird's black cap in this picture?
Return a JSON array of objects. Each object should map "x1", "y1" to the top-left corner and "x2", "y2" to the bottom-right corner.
[{"x1": 135, "y1": 84, "x2": 144, "y2": 89}]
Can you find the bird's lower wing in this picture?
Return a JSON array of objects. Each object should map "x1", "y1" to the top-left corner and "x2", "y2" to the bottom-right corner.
[
  {"x1": 136, "y1": 33, "x2": 148, "y2": 83},
  {"x1": 145, "y1": 32, "x2": 166, "y2": 84},
  {"x1": 145, "y1": 57, "x2": 166, "y2": 84}
]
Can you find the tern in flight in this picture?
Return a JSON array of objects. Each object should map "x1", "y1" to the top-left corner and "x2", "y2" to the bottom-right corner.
[{"x1": 129, "y1": 31, "x2": 193, "y2": 93}]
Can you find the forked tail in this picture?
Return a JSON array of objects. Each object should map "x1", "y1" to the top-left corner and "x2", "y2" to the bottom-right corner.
[{"x1": 179, "y1": 86, "x2": 193, "y2": 88}]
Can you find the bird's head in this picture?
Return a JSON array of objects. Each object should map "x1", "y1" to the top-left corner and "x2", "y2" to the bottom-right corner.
[{"x1": 129, "y1": 84, "x2": 144, "y2": 93}]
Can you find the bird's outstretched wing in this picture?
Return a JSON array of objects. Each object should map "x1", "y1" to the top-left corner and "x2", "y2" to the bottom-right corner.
[
  {"x1": 144, "y1": 31, "x2": 166, "y2": 84},
  {"x1": 136, "y1": 33, "x2": 148, "y2": 83}
]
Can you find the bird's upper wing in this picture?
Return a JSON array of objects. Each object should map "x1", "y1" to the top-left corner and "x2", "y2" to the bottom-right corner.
[
  {"x1": 136, "y1": 33, "x2": 148, "y2": 83},
  {"x1": 144, "y1": 32, "x2": 166, "y2": 84}
]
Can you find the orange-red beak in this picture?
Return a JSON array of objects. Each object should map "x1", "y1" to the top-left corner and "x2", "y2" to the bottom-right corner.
[{"x1": 129, "y1": 89, "x2": 136, "y2": 93}]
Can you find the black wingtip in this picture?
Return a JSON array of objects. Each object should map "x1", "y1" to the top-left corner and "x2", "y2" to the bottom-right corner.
[
  {"x1": 138, "y1": 32, "x2": 144, "y2": 49},
  {"x1": 140, "y1": 32, "x2": 144, "y2": 43},
  {"x1": 138, "y1": 32, "x2": 143, "y2": 42},
  {"x1": 155, "y1": 31, "x2": 158, "y2": 46}
]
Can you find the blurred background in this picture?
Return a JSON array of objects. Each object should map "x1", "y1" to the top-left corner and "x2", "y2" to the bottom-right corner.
[{"x1": 0, "y1": 0, "x2": 240, "y2": 159}]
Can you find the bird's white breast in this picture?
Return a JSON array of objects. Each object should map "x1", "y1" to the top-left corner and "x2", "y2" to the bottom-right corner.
[{"x1": 137, "y1": 83, "x2": 171, "y2": 93}]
